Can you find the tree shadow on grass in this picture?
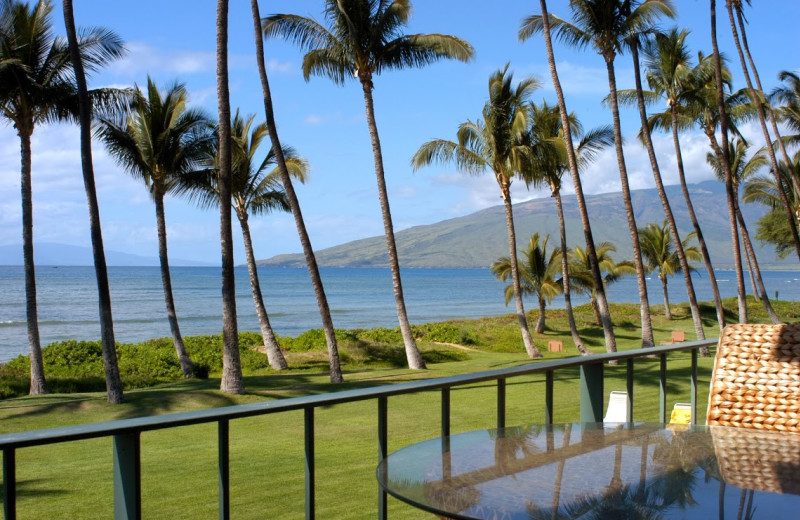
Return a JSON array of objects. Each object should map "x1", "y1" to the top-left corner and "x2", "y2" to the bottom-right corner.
[{"x1": 0, "y1": 477, "x2": 68, "y2": 504}]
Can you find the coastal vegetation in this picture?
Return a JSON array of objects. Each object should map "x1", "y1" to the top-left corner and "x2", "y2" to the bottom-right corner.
[
  {"x1": 2, "y1": 0, "x2": 800, "y2": 401},
  {"x1": 2, "y1": 295, "x2": 797, "y2": 400}
]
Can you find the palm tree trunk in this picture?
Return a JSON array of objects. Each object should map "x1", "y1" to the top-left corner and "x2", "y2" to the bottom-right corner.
[
  {"x1": 153, "y1": 187, "x2": 195, "y2": 378},
  {"x1": 63, "y1": 0, "x2": 123, "y2": 403},
  {"x1": 743, "y1": 243, "x2": 759, "y2": 301},
  {"x1": 502, "y1": 184, "x2": 541, "y2": 358},
  {"x1": 250, "y1": 0, "x2": 343, "y2": 383},
  {"x1": 239, "y1": 211, "x2": 288, "y2": 369},
  {"x1": 725, "y1": 0, "x2": 800, "y2": 262},
  {"x1": 591, "y1": 295, "x2": 602, "y2": 326},
  {"x1": 553, "y1": 188, "x2": 588, "y2": 355},
  {"x1": 217, "y1": 0, "x2": 244, "y2": 395},
  {"x1": 660, "y1": 275, "x2": 672, "y2": 320},
  {"x1": 536, "y1": 297, "x2": 546, "y2": 334},
  {"x1": 734, "y1": 4, "x2": 800, "y2": 201},
  {"x1": 359, "y1": 79, "x2": 426, "y2": 369},
  {"x1": 671, "y1": 107, "x2": 726, "y2": 331},
  {"x1": 19, "y1": 126, "x2": 47, "y2": 395},
  {"x1": 538, "y1": 0, "x2": 616, "y2": 353},
  {"x1": 604, "y1": 57, "x2": 654, "y2": 347},
  {"x1": 630, "y1": 42, "x2": 705, "y2": 342},
  {"x1": 710, "y1": 0, "x2": 748, "y2": 324},
  {"x1": 735, "y1": 203, "x2": 780, "y2": 323}
]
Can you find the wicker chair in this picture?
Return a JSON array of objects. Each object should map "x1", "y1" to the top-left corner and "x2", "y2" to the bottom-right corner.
[{"x1": 707, "y1": 323, "x2": 800, "y2": 432}]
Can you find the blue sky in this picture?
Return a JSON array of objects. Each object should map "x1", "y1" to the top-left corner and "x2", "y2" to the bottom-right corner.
[{"x1": 0, "y1": 0, "x2": 797, "y2": 265}]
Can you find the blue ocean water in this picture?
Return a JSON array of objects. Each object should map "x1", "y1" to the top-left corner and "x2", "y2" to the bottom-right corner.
[{"x1": 1, "y1": 265, "x2": 799, "y2": 362}]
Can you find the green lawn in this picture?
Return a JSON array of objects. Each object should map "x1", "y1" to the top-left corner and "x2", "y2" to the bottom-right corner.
[{"x1": 1, "y1": 297, "x2": 795, "y2": 519}]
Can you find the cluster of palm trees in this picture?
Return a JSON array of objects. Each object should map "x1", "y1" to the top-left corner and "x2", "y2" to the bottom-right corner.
[{"x1": 4, "y1": 0, "x2": 799, "y2": 402}]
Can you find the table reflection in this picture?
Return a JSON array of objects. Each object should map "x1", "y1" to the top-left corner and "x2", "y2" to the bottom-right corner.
[{"x1": 377, "y1": 423, "x2": 800, "y2": 520}]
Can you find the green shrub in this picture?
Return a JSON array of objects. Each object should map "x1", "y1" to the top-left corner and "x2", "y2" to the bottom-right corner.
[
  {"x1": 415, "y1": 323, "x2": 477, "y2": 345},
  {"x1": 358, "y1": 327, "x2": 402, "y2": 344},
  {"x1": 117, "y1": 342, "x2": 183, "y2": 381},
  {"x1": 283, "y1": 329, "x2": 327, "y2": 352}
]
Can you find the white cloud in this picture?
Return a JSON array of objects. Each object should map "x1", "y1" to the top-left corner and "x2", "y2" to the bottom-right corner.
[{"x1": 108, "y1": 42, "x2": 214, "y2": 80}]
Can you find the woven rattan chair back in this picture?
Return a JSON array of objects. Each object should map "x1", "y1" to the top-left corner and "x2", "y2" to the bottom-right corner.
[{"x1": 707, "y1": 323, "x2": 800, "y2": 432}]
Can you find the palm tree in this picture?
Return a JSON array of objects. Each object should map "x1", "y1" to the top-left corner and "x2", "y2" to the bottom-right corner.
[
  {"x1": 621, "y1": 23, "x2": 709, "y2": 343},
  {"x1": 60, "y1": 0, "x2": 124, "y2": 403},
  {"x1": 638, "y1": 221, "x2": 701, "y2": 320},
  {"x1": 707, "y1": 138, "x2": 780, "y2": 323},
  {"x1": 524, "y1": 101, "x2": 611, "y2": 355},
  {"x1": 412, "y1": 65, "x2": 543, "y2": 359},
  {"x1": 638, "y1": 28, "x2": 726, "y2": 331},
  {"x1": 0, "y1": 0, "x2": 125, "y2": 394},
  {"x1": 710, "y1": 0, "x2": 749, "y2": 324},
  {"x1": 97, "y1": 78, "x2": 212, "y2": 379},
  {"x1": 215, "y1": 0, "x2": 243, "y2": 394},
  {"x1": 182, "y1": 110, "x2": 298, "y2": 371},
  {"x1": 725, "y1": 0, "x2": 800, "y2": 262},
  {"x1": 570, "y1": 242, "x2": 636, "y2": 326},
  {"x1": 491, "y1": 233, "x2": 562, "y2": 334},
  {"x1": 521, "y1": 0, "x2": 675, "y2": 349},
  {"x1": 520, "y1": 0, "x2": 618, "y2": 354},
  {"x1": 250, "y1": 0, "x2": 343, "y2": 383},
  {"x1": 743, "y1": 152, "x2": 799, "y2": 260},
  {"x1": 263, "y1": 0, "x2": 474, "y2": 370}
]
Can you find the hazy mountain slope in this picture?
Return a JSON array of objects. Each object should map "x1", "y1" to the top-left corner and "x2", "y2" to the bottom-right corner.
[{"x1": 258, "y1": 181, "x2": 790, "y2": 269}]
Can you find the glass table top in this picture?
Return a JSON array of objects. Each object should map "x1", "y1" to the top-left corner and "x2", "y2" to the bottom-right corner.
[{"x1": 377, "y1": 422, "x2": 800, "y2": 520}]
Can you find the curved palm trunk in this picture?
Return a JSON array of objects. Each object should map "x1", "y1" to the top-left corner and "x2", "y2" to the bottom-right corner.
[
  {"x1": 734, "y1": 201, "x2": 780, "y2": 323},
  {"x1": 660, "y1": 275, "x2": 672, "y2": 320},
  {"x1": 671, "y1": 107, "x2": 726, "y2": 331},
  {"x1": 604, "y1": 58, "x2": 654, "y2": 347},
  {"x1": 536, "y1": 297, "x2": 546, "y2": 334},
  {"x1": 359, "y1": 79, "x2": 426, "y2": 369},
  {"x1": 501, "y1": 185, "x2": 541, "y2": 358},
  {"x1": 250, "y1": 0, "x2": 343, "y2": 383},
  {"x1": 63, "y1": 0, "x2": 123, "y2": 403},
  {"x1": 743, "y1": 245, "x2": 759, "y2": 301},
  {"x1": 726, "y1": 0, "x2": 800, "y2": 262},
  {"x1": 19, "y1": 127, "x2": 47, "y2": 394},
  {"x1": 710, "y1": 0, "x2": 748, "y2": 324},
  {"x1": 153, "y1": 188, "x2": 194, "y2": 378},
  {"x1": 734, "y1": 4, "x2": 800, "y2": 200},
  {"x1": 553, "y1": 188, "x2": 589, "y2": 355},
  {"x1": 217, "y1": 0, "x2": 244, "y2": 395},
  {"x1": 538, "y1": 0, "x2": 616, "y2": 352},
  {"x1": 238, "y1": 211, "x2": 288, "y2": 369},
  {"x1": 630, "y1": 43, "x2": 705, "y2": 343}
]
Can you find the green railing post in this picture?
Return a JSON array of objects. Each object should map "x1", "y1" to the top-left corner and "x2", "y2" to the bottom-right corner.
[
  {"x1": 305, "y1": 407, "x2": 315, "y2": 520},
  {"x1": 441, "y1": 388, "x2": 451, "y2": 438},
  {"x1": 377, "y1": 397, "x2": 387, "y2": 520},
  {"x1": 626, "y1": 359, "x2": 634, "y2": 423},
  {"x1": 218, "y1": 420, "x2": 229, "y2": 520},
  {"x1": 691, "y1": 349, "x2": 698, "y2": 425},
  {"x1": 545, "y1": 371, "x2": 554, "y2": 425},
  {"x1": 580, "y1": 363, "x2": 604, "y2": 423},
  {"x1": 3, "y1": 447, "x2": 15, "y2": 520},
  {"x1": 497, "y1": 379, "x2": 506, "y2": 429},
  {"x1": 113, "y1": 432, "x2": 141, "y2": 520},
  {"x1": 659, "y1": 354, "x2": 668, "y2": 423}
]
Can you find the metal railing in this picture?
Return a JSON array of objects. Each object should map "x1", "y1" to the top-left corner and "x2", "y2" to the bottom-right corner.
[{"x1": 0, "y1": 339, "x2": 715, "y2": 520}]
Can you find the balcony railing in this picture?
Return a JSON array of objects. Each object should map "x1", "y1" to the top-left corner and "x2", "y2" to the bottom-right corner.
[{"x1": 1, "y1": 339, "x2": 715, "y2": 520}]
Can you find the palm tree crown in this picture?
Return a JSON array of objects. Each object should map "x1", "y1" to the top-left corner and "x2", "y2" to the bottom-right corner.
[
  {"x1": 262, "y1": 0, "x2": 474, "y2": 88},
  {"x1": 98, "y1": 78, "x2": 215, "y2": 196}
]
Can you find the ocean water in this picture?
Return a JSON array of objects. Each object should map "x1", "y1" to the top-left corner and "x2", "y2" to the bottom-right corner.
[{"x1": 1, "y1": 265, "x2": 798, "y2": 362}]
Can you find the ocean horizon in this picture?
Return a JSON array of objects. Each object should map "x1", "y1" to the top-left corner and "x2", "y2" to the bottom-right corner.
[{"x1": 1, "y1": 265, "x2": 798, "y2": 362}]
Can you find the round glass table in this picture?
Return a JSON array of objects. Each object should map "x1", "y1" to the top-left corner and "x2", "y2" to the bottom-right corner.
[{"x1": 377, "y1": 422, "x2": 800, "y2": 519}]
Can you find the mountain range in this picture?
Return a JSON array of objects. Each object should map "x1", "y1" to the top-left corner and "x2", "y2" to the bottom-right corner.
[
  {"x1": 258, "y1": 180, "x2": 791, "y2": 269},
  {"x1": 0, "y1": 242, "x2": 212, "y2": 267}
]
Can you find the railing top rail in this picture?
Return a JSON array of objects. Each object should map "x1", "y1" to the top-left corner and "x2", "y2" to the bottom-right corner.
[{"x1": 0, "y1": 339, "x2": 715, "y2": 449}]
